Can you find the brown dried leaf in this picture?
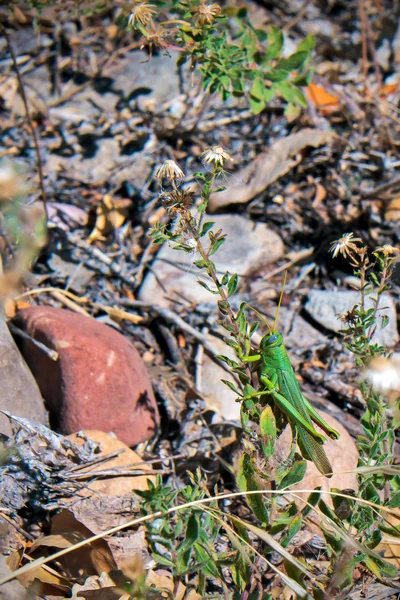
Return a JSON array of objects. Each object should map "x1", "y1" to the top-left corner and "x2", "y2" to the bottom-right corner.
[
  {"x1": 146, "y1": 569, "x2": 202, "y2": 600},
  {"x1": 208, "y1": 129, "x2": 336, "y2": 211},
  {"x1": 88, "y1": 195, "x2": 130, "y2": 243},
  {"x1": 67, "y1": 430, "x2": 156, "y2": 496},
  {"x1": 385, "y1": 195, "x2": 400, "y2": 222}
]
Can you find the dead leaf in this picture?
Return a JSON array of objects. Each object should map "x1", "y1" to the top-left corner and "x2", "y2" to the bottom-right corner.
[
  {"x1": 378, "y1": 513, "x2": 400, "y2": 568},
  {"x1": 306, "y1": 83, "x2": 341, "y2": 113},
  {"x1": 46, "y1": 509, "x2": 117, "y2": 580},
  {"x1": 4, "y1": 298, "x2": 31, "y2": 319},
  {"x1": 88, "y1": 195, "x2": 130, "y2": 243},
  {"x1": 68, "y1": 430, "x2": 156, "y2": 496},
  {"x1": 312, "y1": 183, "x2": 327, "y2": 207},
  {"x1": 385, "y1": 195, "x2": 400, "y2": 222},
  {"x1": 208, "y1": 129, "x2": 336, "y2": 210},
  {"x1": 146, "y1": 569, "x2": 202, "y2": 599}
]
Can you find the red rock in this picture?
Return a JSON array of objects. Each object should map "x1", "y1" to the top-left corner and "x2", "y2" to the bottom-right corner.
[{"x1": 13, "y1": 307, "x2": 159, "y2": 446}]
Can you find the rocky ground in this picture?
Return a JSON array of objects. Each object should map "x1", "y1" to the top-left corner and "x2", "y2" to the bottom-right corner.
[{"x1": 0, "y1": 0, "x2": 399, "y2": 598}]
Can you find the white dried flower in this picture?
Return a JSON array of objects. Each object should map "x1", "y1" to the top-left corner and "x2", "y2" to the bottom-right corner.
[
  {"x1": 329, "y1": 232, "x2": 363, "y2": 259},
  {"x1": 155, "y1": 160, "x2": 185, "y2": 182},
  {"x1": 128, "y1": 2, "x2": 157, "y2": 28},
  {"x1": 202, "y1": 145, "x2": 233, "y2": 167},
  {"x1": 363, "y1": 357, "x2": 400, "y2": 394}
]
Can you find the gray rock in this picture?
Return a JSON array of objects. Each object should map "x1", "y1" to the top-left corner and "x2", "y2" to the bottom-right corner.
[
  {"x1": 202, "y1": 334, "x2": 241, "y2": 423},
  {"x1": 139, "y1": 214, "x2": 284, "y2": 307},
  {"x1": 304, "y1": 290, "x2": 399, "y2": 348},
  {"x1": 0, "y1": 311, "x2": 48, "y2": 437}
]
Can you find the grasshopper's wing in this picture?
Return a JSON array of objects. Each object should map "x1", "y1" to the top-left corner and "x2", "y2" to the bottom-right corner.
[{"x1": 278, "y1": 369, "x2": 333, "y2": 477}]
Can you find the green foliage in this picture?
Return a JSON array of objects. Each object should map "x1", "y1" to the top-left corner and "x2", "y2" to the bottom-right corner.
[
  {"x1": 148, "y1": 160, "x2": 400, "y2": 593},
  {"x1": 21, "y1": 0, "x2": 313, "y2": 115},
  {"x1": 135, "y1": 472, "x2": 252, "y2": 596}
]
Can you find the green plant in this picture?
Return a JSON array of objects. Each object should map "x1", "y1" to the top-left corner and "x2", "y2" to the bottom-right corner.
[
  {"x1": 328, "y1": 235, "x2": 400, "y2": 583},
  {"x1": 19, "y1": 0, "x2": 314, "y2": 116},
  {"x1": 136, "y1": 471, "x2": 253, "y2": 598},
  {"x1": 148, "y1": 155, "x2": 399, "y2": 595}
]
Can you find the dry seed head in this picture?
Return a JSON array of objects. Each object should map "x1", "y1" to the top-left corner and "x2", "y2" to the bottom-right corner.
[
  {"x1": 202, "y1": 145, "x2": 233, "y2": 167},
  {"x1": 374, "y1": 244, "x2": 399, "y2": 257},
  {"x1": 194, "y1": 2, "x2": 221, "y2": 26},
  {"x1": 155, "y1": 160, "x2": 185, "y2": 182},
  {"x1": 128, "y1": 2, "x2": 157, "y2": 28},
  {"x1": 329, "y1": 232, "x2": 363, "y2": 259}
]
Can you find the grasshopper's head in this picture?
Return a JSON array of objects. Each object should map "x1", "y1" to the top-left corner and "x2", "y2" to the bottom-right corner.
[{"x1": 260, "y1": 331, "x2": 283, "y2": 351}]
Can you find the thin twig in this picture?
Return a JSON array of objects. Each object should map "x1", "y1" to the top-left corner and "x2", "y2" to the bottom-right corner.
[
  {"x1": 8, "y1": 322, "x2": 59, "y2": 361},
  {"x1": 1, "y1": 25, "x2": 49, "y2": 222},
  {"x1": 357, "y1": 0, "x2": 369, "y2": 93}
]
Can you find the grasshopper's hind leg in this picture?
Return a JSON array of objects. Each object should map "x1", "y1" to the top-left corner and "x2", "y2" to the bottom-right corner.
[{"x1": 301, "y1": 394, "x2": 340, "y2": 440}]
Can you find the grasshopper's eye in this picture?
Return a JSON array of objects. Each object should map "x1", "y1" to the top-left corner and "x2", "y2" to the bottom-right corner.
[{"x1": 266, "y1": 334, "x2": 279, "y2": 344}]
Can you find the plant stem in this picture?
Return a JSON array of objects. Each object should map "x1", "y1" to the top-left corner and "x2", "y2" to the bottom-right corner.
[{"x1": 1, "y1": 25, "x2": 49, "y2": 223}]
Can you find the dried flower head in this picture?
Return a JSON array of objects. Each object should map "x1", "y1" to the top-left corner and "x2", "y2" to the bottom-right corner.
[
  {"x1": 202, "y1": 146, "x2": 233, "y2": 167},
  {"x1": 363, "y1": 357, "x2": 400, "y2": 394},
  {"x1": 374, "y1": 244, "x2": 399, "y2": 257},
  {"x1": 155, "y1": 160, "x2": 185, "y2": 182},
  {"x1": 128, "y1": 2, "x2": 157, "y2": 28},
  {"x1": 160, "y1": 188, "x2": 194, "y2": 213},
  {"x1": 194, "y1": 2, "x2": 221, "y2": 26},
  {"x1": 329, "y1": 232, "x2": 363, "y2": 259}
]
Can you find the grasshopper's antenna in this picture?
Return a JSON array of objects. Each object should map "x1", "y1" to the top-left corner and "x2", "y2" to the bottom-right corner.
[
  {"x1": 273, "y1": 270, "x2": 287, "y2": 331},
  {"x1": 246, "y1": 305, "x2": 272, "y2": 333}
]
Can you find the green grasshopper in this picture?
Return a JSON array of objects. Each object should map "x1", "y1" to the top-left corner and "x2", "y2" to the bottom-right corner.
[{"x1": 237, "y1": 283, "x2": 340, "y2": 477}]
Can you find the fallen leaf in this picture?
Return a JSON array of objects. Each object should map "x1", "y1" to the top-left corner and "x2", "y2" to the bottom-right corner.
[
  {"x1": 208, "y1": 129, "x2": 336, "y2": 210},
  {"x1": 68, "y1": 430, "x2": 156, "y2": 496},
  {"x1": 378, "y1": 513, "x2": 400, "y2": 568},
  {"x1": 146, "y1": 569, "x2": 202, "y2": 600},
  {"x1": 385, "y1": 194, "x2": 400, "y2": 222},
  {"x1": 306, "y1": 83, "x2": 341, "y2": 113},
  {"x1": 88, "y1": 195, "x2": 130, "y2": 243}
]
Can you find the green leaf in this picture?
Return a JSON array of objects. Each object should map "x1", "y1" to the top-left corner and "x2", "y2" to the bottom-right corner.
[
  {"x1": 215, "y1": 354, "x2": 240, "y2": 369},
  {"x1": 265, "y1": 68, "x2": 289, "y2": 82},
  {"x1": 277, "y1": 51, "x2": 309, "y2": 72},
  {"x1": 152, "y1": 551, "x2": 175, "y2": 567},
  {"x1": 260, "y1": 406, "x2": 276, "y2": 457},
  {"x1": 200, "y1": 221, "x2": 215, "y2": 237},
  {"x1": 264, "y1": 84, "x2": 276, "y2": 102},
  {"x1": 194, "y1": 258, "x2": 208, "y2": 268},
  {"x1": 227, "y1": 273, "x2": 239, "y2": 297},
  {"x1": 279, "y1": 460, "x2": 307, "y2": 489},
  {"x1": 301, "y1": 487, "x2": 322, "y2": 518},
  {"x1": 284, "y1": 103, "x2": 302, "y2": 121},
  {"x1": 296, "y1": 34, "x2": 315, "y2": 53},
  {"x1": 221, "y1": 379, "x2": 242, "y2": 395},
  {"x1": 266, "y1": 26, "x2": 284, "y2": 60},
  {"x1": 209, "y1": 237, "x2": 226, "y2": 256},
  {"x1": 276, "y1": 81, "x2": 307, "y2": 107},
  {"x1": 281, "y1": 514, "x2": 303, "y2": 548},
  {"x1": 250, "y1": 77, "x2": 265, "y2": 100},
  {"x1": 362, "y1": 555, "x2": 398, "y2": 579},
  {"x1": 197, "y1": 280, "x2": 218, "y2": 294},
  {"x1": 249, "y1": 94, "x2": 266, "y2": 114}
]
